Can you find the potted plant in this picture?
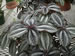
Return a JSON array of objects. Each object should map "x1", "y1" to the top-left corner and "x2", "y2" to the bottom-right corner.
[
  {"x1": 0, "y1": 0, "x2": 5, "y2": 25},
  {"x1": 56, "y1": 0, "x2": 71, "y2": 11},
  {"x1": 6, "y1": 0, "x2": 18, "y2": 9},
  {"x1": 0, "y1": 0, "x2": 75, "y2": 56}
]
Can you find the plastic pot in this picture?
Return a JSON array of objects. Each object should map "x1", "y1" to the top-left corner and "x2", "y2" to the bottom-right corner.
[
  {"x1": 0, "y1": 10, "x2": 5, "y2": 25},
  {"x1": 6, "y1": 1, "x2": 18, "y2": 9}
]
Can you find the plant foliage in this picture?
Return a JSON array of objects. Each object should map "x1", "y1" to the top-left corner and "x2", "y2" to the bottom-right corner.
[{"x1": 0, "y1": 0, "x2": 75, "y2": 56}]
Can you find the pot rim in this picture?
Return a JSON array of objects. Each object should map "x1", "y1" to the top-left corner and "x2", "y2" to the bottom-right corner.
[{"x1": 6, "y1": 1, "x2": 18, "y2": 9}]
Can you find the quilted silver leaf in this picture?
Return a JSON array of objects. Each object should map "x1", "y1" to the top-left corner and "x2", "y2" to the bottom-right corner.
[{"x1": 39, "y1": 32, "x2": 53, "y2": 50}]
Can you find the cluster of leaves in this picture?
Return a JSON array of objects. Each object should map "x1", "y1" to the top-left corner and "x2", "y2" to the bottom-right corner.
[{"x1": 0, "y1": 0, "x2": 75, "y2": 56}]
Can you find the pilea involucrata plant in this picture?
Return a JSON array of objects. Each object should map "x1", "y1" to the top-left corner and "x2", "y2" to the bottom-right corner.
[{"x1": 0, "y1": 0, "x2": 75, "y2": 56}]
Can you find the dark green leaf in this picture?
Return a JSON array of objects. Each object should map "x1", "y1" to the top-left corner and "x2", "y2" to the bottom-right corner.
[
  {"x1": 49, "y1": 49, "x2": 60, "y2": 56},
  {"x1": 48, "y1": 3, "x2": 60, "y2": 12},
  {"x1": 50, "y1": 13, "x2": 64, "y2": 27},
  {"x1": 31, "y1": 52, "x2": 43, "y2": 56},
  {"x1": 9, "y1": 40, "x2": 17, "y2": 56},
  {"x1": 19, "y1": 40, "x2": 28, "y2": 52},
  {"x1": 9, "y1": 28, "x2": 27, "y2": 38},
  {"x1": 57, "y1": 30, "x2": 70, "y2": 47},
  {"x1": 17, "y1": 51, "x2": 28, "y2": 56},
  {"x1": 1, "y1": 33, "x2": 9, "y2": 49},
  {"x1": 39, "y1": 32, "x2": 53, "y2": 50},
  {"x1": 37, "y1": 25, "x2": 57, "y2": 33},
  {"x1": 28, "y1": 30, "x2": 39, "y2": 45},
  {"x1": 66, "y1": 27, "x2": 75, "y2": 35},
  {"x1": 70, "y1": 46, "x2": 75, "y2": 56}
]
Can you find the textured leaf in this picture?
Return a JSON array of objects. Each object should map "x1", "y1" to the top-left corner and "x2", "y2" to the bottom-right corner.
[
  {"x1": 31, "y1": 52, "x2": 43, "y2": 56},
  {"x1": 57, "y1": 30, "x2": 70, "y2": 47},
  {"x1": 50, "y1": 13, "x2": 64, "y2": 27},
  {"x1": 17, "y1": 52, "x2": 28, "y2": 56},
  {"x1": 66, "y1": 27, "x2": 75, "y2": 35},
  {"x1": 39, "y1": 32, "x2": 53, "y2": 50},
  {"x1": 39, "y1": 15, "x2": 49, "y2": 23},
  {"x1": 24, "y1": 18, "x2": 36, "y2": 26},
  {"x1": 10, "y1": 23, "x2": 24, "y2": 32},
  {"x1": 71, "y1": 50, "x2": 75, "y2": 56},
  {"x1": 28, "y1": 18, "x2": 35, "y2": 25},
  {"x1": 28, "y1": 5, "x2": 34, "y2": 11},
  {"x1": 38, "y1": 3, "x2": 60, "y2": 14},
  {"x1": 23, "y1": 14, "x2": 33, "y2": 24},
  {"x1": 48, "y1": 3, "x2": 60, "y2": 12},
  {"x1": 70, "y1": 46, "x2": 75, "y2": 52},
  {"x1": 9, "y1": 40, "x2": 17, "y2": 56},
  {"x1": 39, "y1": 5, "x2": 48, "y2": 14},
  {"x1": 44, "y1": 15, "x2": 49, "y2": 23},
  {"x1": 19, "y1": 40, "x2": 28, "y2": 52},
  {"x1": 70, "y1": 46, "x2": 75, "y2": 56},
  {"x1": 1, "y1": 33, "x2": 9, "y2": 49},
  {"x1": 42, "y1": 7, "x2": 49, "y2": 14},
  {"x1": 9, "y1": 28, "x2": 27, "y2": 38},
  {"x1": 49, "y1": 50, "x2": 59, "y2": 55},
  {"x1": 10, "y1": 28, "x2": 27, "y2": 34},
  {"x1": 37, "y1": 25, "x2": 57, "y2": 33},
  {"x1": 19, "y1": 0, "x2": 30, "y2": 8},
  {"x1": 40, "y1": 15, "x2": 45, "y2": 23},
  {"x1": 17, "y1": 11, "x2": 25, "y2": 19},
  {"x1": 0, "y1": 32, "x2": 7, "y2": 45},
  {"x1": 28, "y1": 30, "x2": 39, "y2": 45},
  {"x1": 31, "y1": 48, "x2": 60, "y2": 56},
  {"x1": 49, "y1": 49, "x2": 60, "y2": 56}
]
